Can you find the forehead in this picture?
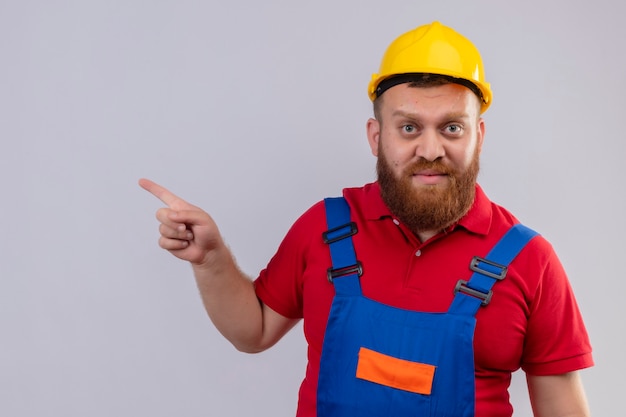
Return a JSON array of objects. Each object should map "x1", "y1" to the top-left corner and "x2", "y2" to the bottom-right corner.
[{"x1": 379, "y1": 83, "x2": 481, "y2": 118}]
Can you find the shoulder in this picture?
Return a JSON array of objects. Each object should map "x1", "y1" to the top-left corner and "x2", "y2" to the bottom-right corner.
[
  {"x1": 343, "y1": 182, "x2": 391, "y2": 221},
  {"x1": 290, "y1": 183, "x2": 382, "y2": 229},
  {"x1": 472, "y1": 189, "x2": 563, "y2": 288},
  {"x1": 280, "y1": 199, "x2": 328, "y2": 250}
]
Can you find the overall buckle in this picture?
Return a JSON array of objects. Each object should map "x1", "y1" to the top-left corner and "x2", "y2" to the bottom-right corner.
[
  {"x1": 454, "y1": 280, "x2": 492, "y2": 306},
  {"x1": 469, "y1": 256, "x2": 508, "y2": 280},
  {"x1": 322, "y1": 222, "x2": 358, "y2": 244},
  {"x1": 327, "y1": 262, "x2": 363, "y2": 283}
]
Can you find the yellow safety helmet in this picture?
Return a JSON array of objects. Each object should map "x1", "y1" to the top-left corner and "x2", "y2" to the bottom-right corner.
[{"x1": 368, "y1": 21, "x2": 492, "y2": 113}]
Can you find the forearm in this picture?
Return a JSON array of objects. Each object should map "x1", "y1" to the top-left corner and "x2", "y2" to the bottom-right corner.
[
  {"x1": 139, "y1": 179, "x2": 295, "y2": 352},
  {"x1": 192, "y1": 245, "x2": 266, "y2": 352}
]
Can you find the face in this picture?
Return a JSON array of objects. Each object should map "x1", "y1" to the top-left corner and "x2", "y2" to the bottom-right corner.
[{"x1": 367, "y1": 83, "x2": 485, "y2": 234}]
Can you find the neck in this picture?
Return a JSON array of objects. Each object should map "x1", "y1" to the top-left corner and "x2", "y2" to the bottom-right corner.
[{"x1": 416, "y1": 229, "x2": 439, "y2": 243}]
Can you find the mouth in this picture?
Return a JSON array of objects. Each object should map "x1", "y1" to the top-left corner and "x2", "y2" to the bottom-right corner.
[
  {"x1": 412, "y1": 170, "x2": 449, "y2": 185},
  {"x1": 414, "y1": 169, "x2": 446, "y2": 176}
]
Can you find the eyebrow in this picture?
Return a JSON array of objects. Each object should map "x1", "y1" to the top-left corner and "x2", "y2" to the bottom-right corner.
[{"x1": 390, "y1": 109, "x2": 471, "y2": 120}]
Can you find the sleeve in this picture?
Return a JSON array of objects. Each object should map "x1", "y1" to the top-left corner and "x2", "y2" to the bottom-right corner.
[
  {"x1": 520, "y1": 239, "x2": 594, "y2": 375},
  {"x1": 253, "y1": 201, "x2": 327, "y2": 319}
]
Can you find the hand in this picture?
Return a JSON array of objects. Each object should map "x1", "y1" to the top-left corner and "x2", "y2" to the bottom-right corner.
[{"x1": 139, "y1": 178, "x2": 223, "y2": 266}]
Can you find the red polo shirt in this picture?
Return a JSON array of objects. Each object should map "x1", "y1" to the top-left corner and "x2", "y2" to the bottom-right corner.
[{"x1": 254, "y1": 182, "x2": 593, "y2": 417}]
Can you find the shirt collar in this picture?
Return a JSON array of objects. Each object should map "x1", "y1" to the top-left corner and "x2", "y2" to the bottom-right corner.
[{"x1": 345, "y1": 181, "x2": 493, "y2": 236}]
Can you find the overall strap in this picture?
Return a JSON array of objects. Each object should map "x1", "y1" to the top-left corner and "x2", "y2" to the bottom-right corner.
[
  {"x1": 448, "y1": 223, "x2": 539, "y2": 317},
  {"x1": 323, "y1": 197, "x2": 362, "y2": 296}
]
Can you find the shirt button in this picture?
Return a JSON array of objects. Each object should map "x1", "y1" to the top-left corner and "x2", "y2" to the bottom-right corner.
[
  {"x1": 415, "y1": 250, "x2": 422, "y2": 257},
  {"x1": 393, "y1": 219, "x2": 400, "y2": 225}
]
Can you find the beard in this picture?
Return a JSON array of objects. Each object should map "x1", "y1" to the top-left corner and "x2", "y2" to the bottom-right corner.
[{"x1": 377, "y1": 148, "x2": 480, "y2": 235}]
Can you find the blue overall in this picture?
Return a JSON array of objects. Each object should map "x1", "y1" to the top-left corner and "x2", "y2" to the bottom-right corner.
[{"x1": 316, "y1": 197, "x2": 538, "y2": 417}]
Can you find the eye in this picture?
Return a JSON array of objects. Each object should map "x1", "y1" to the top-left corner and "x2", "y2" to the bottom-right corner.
[
  {"x1": 444, "y1": 124, "x2": 464, "y2": 135},
  {"x1": 402, "y1": 124, "x2": 416, "y2": 134}
]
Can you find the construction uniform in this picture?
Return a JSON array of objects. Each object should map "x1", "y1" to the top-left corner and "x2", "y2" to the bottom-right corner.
[{"x1": 254, "y1": 182, "x2": 593, "y2": 416}]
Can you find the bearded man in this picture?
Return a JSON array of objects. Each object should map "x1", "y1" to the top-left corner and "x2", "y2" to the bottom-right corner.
[
  {"x1": 372, "y1": 74, "x2": 482, "y2": 241},
  {"x1": 141, "y1": 21, "x2": 592, "y2": 417}
]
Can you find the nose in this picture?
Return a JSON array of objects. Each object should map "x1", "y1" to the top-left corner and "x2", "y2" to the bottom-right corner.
[{"x1": 415, "y1": 129, "x2": 445, "y2": 161}]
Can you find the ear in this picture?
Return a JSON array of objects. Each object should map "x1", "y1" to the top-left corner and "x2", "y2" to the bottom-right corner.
[
  {"x1": 476, "y1": 117, "x2": 486, "y2": 153},
  {"x1": 366, "y1": 118, "x2": 380, "y2": 157}
]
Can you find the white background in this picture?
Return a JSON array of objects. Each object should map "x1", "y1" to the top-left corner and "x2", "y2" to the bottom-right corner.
[{"x1": 1, "y1": 1, "x2": 624, "y2": 415}]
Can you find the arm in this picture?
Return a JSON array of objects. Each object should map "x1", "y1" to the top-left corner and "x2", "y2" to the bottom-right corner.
[
  {"x1": 527, "y1": 371, "x2": 591, "y2": 417},
  {"x1": 139, "y1": 178, "x2": 299, "y2": 353}
]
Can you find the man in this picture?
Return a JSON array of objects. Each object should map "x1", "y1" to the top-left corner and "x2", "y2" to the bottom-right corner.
[{"x1": 140, "y1": 21, "x2": 593, "y2": 416}]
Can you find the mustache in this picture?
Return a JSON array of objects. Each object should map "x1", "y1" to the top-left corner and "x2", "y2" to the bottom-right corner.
[{"x1": 405, "y1": 159, "x2": 456, "y2": 176}]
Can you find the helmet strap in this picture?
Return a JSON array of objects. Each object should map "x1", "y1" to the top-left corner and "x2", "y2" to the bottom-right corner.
[{"x1": 375, "y1": 73, "x2": 484, "y2": 104}]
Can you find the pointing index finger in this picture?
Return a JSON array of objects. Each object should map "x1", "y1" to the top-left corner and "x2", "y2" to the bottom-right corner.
[{"x1": 138, "y1": 178, "x2": 183, "y2": 207}]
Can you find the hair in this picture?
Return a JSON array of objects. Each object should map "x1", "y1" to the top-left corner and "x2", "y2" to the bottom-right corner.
[{"x1": 372, "y1": 73, "x2": 483, "y2": 121}]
